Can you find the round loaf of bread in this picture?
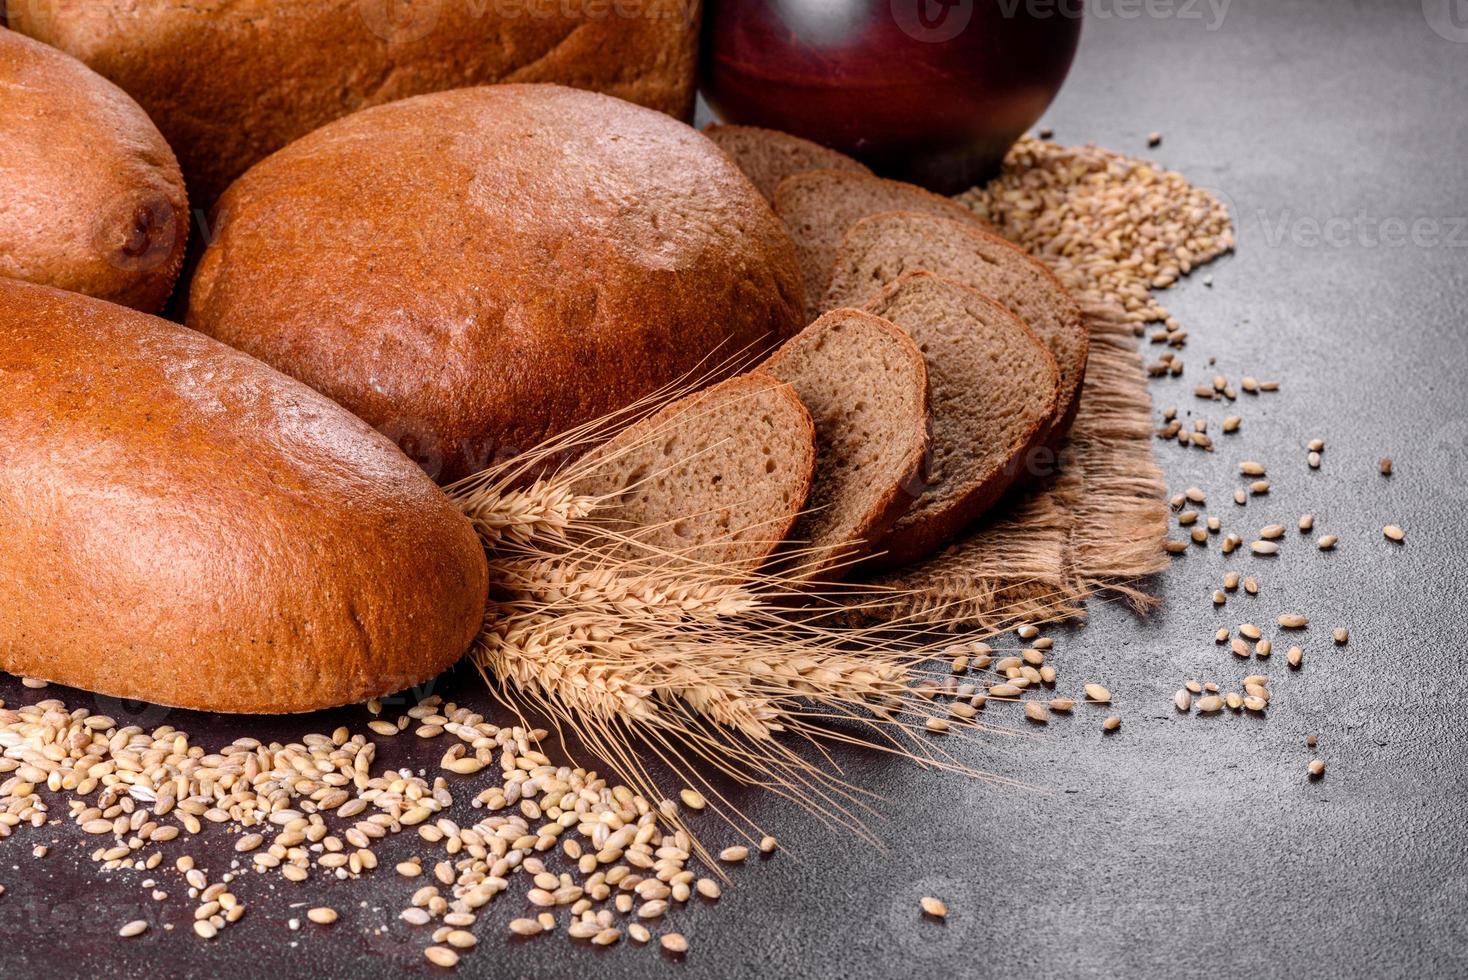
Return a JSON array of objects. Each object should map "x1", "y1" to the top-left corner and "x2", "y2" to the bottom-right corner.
[
  {"x1": 0, "y1": 279, "x2": 489, "y2": 714},
  {"x1": 0, "y1": 29, "x2": 187, "y2": 312},
  {"x1": 187, "y1": 85, "x2": 806, "y2": 484}
]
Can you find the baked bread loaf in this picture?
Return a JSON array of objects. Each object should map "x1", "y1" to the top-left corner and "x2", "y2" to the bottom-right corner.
[
  {"x1": 704, "y1": 124, "x2": 872, "y2": 203},
  {"x1": 0, "y1": 29, "x2": 186, "y2": 312},
  {"x1": 862, "y1": 272, "x2": 1059, "y2": 568},
  {"x1": 10, "y1": 1, "x2": 700, "y2": 206},
  {"x1": 758, "y1": 310, "x2": 930, "y2": 579},
  {"x1": 572, "y1": 374, "x2": 817, "y2": 575},
  {"x1": 773, "y1": 170, "x2": 982, "y2": 319},
  {"x1": 823, "y1": 211, "x2": 1088, "y2": 441},
  {"x1": 187, "y1": 85, "x2": 805, "y2": 485},
  {"x1": 0, "y1": 279, "x2": 489, "y2": 714}
]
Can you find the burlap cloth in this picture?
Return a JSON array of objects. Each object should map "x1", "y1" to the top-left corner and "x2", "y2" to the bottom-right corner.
[{"x1": 864, "y1": 300, "x2": 1169, "y2": 628}]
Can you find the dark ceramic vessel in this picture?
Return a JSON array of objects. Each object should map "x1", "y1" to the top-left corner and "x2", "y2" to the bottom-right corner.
[{"x1": 702, "y1": 0, "x2": 1083, "y2": 192}]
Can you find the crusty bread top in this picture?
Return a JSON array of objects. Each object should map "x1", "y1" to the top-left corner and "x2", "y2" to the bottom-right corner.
[
  {"x1": 862, "y1": 272, "x2": 1060, "y2": 568},
  {"x1": 0, "y1": 279, "x2": 488, "y2": 714},
  {"x1": 11, "y1": 0, "x2": 700, "y2": 206},
  {"x1": 0, "y1": 29, "x2": 187, "y2": 312},
  {"x1": 571, "y1": 374, "x2": 817, "y2": 576},
  {"x1": 187, "y1": 85, "x2": 805, "y2": 484},
  {"x1": 704, "y1": 124, "x2": 872, "y2": 203},
  {"x1": 824, "y1": 211, "x2": 1088, "y2": 442},
  {"x1": 774, "y1": 170, "x2": 984, "y2": 319},
  {"x1": 759, "y1": 309, "x2": 931, "y2": 580}
]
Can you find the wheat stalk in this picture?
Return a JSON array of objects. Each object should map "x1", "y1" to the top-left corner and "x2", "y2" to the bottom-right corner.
[{"x1": 445, "y1": 369, "x2": 1096, "y2": 841}]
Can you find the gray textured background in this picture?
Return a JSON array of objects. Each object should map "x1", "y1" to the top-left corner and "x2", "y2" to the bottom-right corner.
[{"x1": 3, "y1": 1, "x2": 1467, "y2": 977}]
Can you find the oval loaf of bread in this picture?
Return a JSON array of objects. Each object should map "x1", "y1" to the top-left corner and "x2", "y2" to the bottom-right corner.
[
  {"x1": 0, "y1": 29, "x2": 187, "y2": 312},
  {"x1": 187, "y1": 85, "x2": 805, "y2": 485},
  {"x1": 10, "y1": 0, "x2": 700, "y2": 206},
  {"x1": 0, "y1": 280, "x2": 489, "y2": 714},
  {"x1": 823, "y1": 211, "x2": 1089, "y2": 443}
]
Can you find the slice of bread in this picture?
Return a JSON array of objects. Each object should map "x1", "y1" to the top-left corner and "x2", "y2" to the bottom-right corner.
[
  {"x1": 758, "y1": 309, "x2": 931, "y2": 580},
  {"x1": 861, "y1": 272, "x2": 1060, "y2": 568},
  {"x1": 704, "y1": 123, "x2": 871, "y2": 203},
  {"x1": 823, "y1": 211, "x2": 1089, "y2": 443},
  {"x1": 774, "y1": 170, "x2": 984, "y2": 320},
  {"x1": 572, "y1": 373, "x2": 817, "y2": 574}
]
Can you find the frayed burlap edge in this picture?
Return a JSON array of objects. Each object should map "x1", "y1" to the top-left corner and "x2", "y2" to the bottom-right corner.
[{"x1": 861, "y1": 300, "x2": 1168, "y2": 629}]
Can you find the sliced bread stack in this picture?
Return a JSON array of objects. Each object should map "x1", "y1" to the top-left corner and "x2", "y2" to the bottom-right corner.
[
  {"x1": 576, "y1": 143, "x2": 1091, "y2": 577},
  {"x1": 773, "y1": 170, "x2": 986, "y2": 320},
  {"x1": 704, "y1": 123, "x2": 872, "y2": 203},
  {"x1": 860, "y1": 272, "x2": 1060, "y2": 568},
  {"x1": 757, "y1": 309, "x2": 931, "y2": 579},
  {"x1": 573, "y1": 373, "x2": 816, "y2": 574},
  {"x1": 823, "y1": 211, "x2": 1089, "y2": 441}
]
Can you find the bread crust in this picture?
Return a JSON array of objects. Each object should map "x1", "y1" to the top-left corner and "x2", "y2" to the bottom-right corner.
[
  {"x1": 10, "y1": 0, "x2": 701, "y2": 206},
  {"x1": 0, "y1": 30, "x2": 187, "y2": 312},
  {"x1": 757, "y1": 309, "x2": 932, "y2": 580},
  {"x1": 703, "y1": 124, "x2": 873, "y2": 202},
  {"x1": 185, "y1": 85, "x2": 805, "y2": 485},
  {"x1": 862, "y1": 272, "x2": 1061, "y2": 570},
  {"x1": 824, "y1": 210, "x2": 1089, "y2": 449},
  {"x1": 0, "y1": 280, "x2": 489, "y2": 714},
  {"x1": 773, "y1": 170, "x2": 985, "y2": 319}
]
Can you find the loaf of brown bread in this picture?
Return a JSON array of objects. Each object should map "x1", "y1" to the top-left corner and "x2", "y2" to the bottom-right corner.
[
  {"x1": 0, "y1": 279, "x2": 489, "y2": 714},
  {"x1": 773, "y1": 170, "x2": 983, "y2": 319},
  {"x1": 0, "y1": 29, "x2": 186, "y2": 312},
  {"x1": 704, "y1": 124, "x2": 872, "y2": 203},
  {"x1": 862, "y1": 273, "x2": 1060, "y2": 568},
  {"x1": 10, "y1": 1, "x2": 700, "y2": 206},
  {"x1": 824, "y1": 212, "x2": 1089, "y2": 441},
  {"x1": 187, "y1": 85, "x2": 805, "y2": 485},
  {"x1": 758, "y1": 310, "x2": 931, "y2": 579},
  {"x1": 572, "y1": 374, "x2": 817, "y2": 574}
]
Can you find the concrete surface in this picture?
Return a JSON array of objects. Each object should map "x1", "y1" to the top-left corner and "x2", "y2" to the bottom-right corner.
[{"x1": 2, "y1": 1, "x2": 1466, "y2": 977}]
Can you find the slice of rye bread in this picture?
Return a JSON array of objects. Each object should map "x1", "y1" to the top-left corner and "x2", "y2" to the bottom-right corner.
[
  {"x1": 774, "y1": 170, "x2": 985, "y2": 320},
  {"x1": 572, "y1": 373, "x2": 817, "y2": 575},
  {"x1": 757, "y1": 309, "x2": 931, "y2": 580},
  {"x1": 860, "y1": 272, "x2": 1061, "y2": 569},
  {"x1": 823, "y1": 211, "x2": 1089, "y2": 444},
  {"x1": 703, "y1": 123, "x2": 871, "y2": 204}
]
